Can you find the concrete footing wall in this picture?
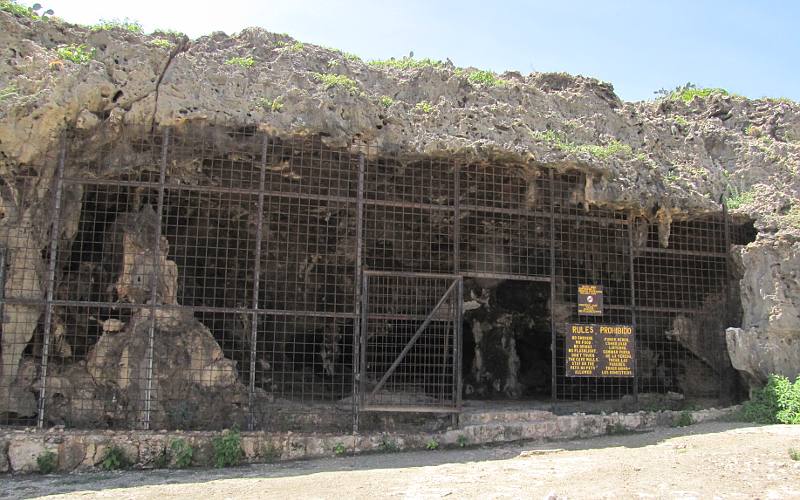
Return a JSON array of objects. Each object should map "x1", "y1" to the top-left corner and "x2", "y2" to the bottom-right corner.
[{"x1": 0, "y1": 406, "x2": 738, "y2": 474}]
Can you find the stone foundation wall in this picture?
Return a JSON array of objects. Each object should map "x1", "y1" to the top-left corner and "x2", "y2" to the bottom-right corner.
[{"x1": 0, "y1": 406, "x2": 737, "y2": 474}]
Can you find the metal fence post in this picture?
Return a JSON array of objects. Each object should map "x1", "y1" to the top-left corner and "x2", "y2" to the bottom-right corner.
[
  {"x1": 143, "y1": 127, "x2": 169, "y2": 430},
  {"x1": 36, "y1": 137, "x2": 67, "y2": 429},
  {"x1": 628, "y1": 214, "x2": 639, "y2": 401},
  {"x1": 247, "y1": 134, "x2": 268, "y2": 431},
  {"x1": 351, "y1": 152, "x2": 365, "y2": 434},
  {"x1": 549, "y1": 168, "x2": 557, "y2": 401}
]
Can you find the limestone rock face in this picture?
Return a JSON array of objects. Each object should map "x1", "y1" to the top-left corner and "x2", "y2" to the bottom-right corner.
[
  {"x1": 726, "y1": 238, "x2": 800, "y2": 386},
  {"x1": 44, "y1": 308, "x2": 247, "y2": 429}
]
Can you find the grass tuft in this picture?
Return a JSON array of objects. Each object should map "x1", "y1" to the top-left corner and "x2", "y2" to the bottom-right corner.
[
  {"x1": 415, "y1": 101, "x2": 433, "y2": 113},
  {"x1": 369, "y1": 57, "x2": 443, "y2": 71},
  {"x1": 148, "y1": 38, "x2": 172, "y2": 49},
  {"x1": 257, "y1": 96, "x2": 283, "y2": 112},
  {"x1": 0, "y1": 84, "x2": 18, "y2": 102},
  {"x1": 92, "y1": 18, "x2": 143, "y2": 33},
  {"x1": 56, "y1": 44, "x2": 94, "y2": 64},
  {"x1": 378, "y1": 95, "x2": 394, "y2": 108},
  {"x1": 466, "y1": 70, "x2": 507, "y2": 87},
  {"x1": 312, "y1": 73, "x2": 359, "y2": 93},
  {"x1": 725, "y1": 187, "x2": 755, "y2": 210},
  {"x1": 225, "y1": 56, "x2": 255, "y2": 68},
  {"x1": 531, "y1": 129, "x2": 633, "y2": 159}
]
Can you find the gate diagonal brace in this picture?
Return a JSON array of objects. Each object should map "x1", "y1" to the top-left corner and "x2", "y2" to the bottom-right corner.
[{"x1": 369, "y1": 279, "x2": 458, "y2": 399}]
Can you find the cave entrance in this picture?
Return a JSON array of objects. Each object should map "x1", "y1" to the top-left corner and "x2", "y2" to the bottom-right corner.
[{"x1": 462, "y1": 278, "x2": 552, "y2": 401}]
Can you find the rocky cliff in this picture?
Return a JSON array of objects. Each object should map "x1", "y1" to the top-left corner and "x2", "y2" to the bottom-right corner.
[{"x1": 0, "y1": 10, "x2": 798, "y2": 390}]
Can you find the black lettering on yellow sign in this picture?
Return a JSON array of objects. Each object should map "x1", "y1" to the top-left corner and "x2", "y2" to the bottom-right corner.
[
  {"x1": 577, "y1": 284, "x2": 603, "y2": 316},
  {"x1": 566, "y1": 323, "x2": 634, "y2": 378}
]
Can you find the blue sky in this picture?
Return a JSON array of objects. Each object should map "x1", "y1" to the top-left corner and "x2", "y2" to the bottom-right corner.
[{"x1": 46, "y1": 0, "x2": 800, "y2": 102}]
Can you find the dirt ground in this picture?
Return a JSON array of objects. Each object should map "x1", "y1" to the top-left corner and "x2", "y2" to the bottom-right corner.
[{"x1": 2, "y1": 421, "x2": 800, "y2": 499}]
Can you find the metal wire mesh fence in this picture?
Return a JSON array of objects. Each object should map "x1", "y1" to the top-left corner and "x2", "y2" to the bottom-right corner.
[{"x1": 0, "y1": 123, "x2": 751, "y2": 431}]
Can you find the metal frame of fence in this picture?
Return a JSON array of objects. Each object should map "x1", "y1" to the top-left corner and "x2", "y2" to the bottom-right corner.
[{"x1": 0, "y1": 124, "x2": 752, "y2": 431}]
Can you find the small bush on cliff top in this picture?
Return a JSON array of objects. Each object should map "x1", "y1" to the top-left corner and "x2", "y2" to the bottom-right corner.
[
  {"x1": 467, "y1": 70, "x2": 507, "y2": 87},
  {"x1": 1, "y1": 1, "x2": 53, "y2": 19},
  {"x1": 92, "y1": 18, "x2": 143, "y2": 33},
  {"x1": 369, "y1": 57, "x2": 443, "y2": 71},
  {"x1": 742, "y1": 374, "x2": 800, "y2": 424}
]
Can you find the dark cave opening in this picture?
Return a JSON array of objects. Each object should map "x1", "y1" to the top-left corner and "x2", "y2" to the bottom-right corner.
[{"x1": 462, "y1": 279, "x2": 552, "y2": 400}]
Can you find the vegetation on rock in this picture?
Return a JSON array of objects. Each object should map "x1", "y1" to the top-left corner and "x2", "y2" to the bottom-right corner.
[
  {"x1": 224, "y1": 56, "x2": 255, "y2": 68},
  {"x1": 170, "y1": 438, "x2": 194, "y2": 468},
  {"x1": 742, "y1": 374, "x2": 800, "y2": 424},
  {"x1": 369, "y1": 57, "x2": 444, "y2": 70},
  {"x1": 212, "y1": 428, "x2": 243, "y2": 467},
  {"x1": 313, "y1": 73, "x2": 359, "y2": 93},
  {"x1": 91, "y1": 18, "x2": 143, "y2": 33},
  {"x1": 100, "y1": 446, "x2": 131, "y2": 470},
  {"x1": 466, "y1": 70, "x2": 507, "y2": 87},
  {"x1": 56, "y1": 44, "x2": 94, "y2": 64},
  {"x1": 531, "y1": 129, "x2": 633, "y2": 159},
  {"x1": 36, "y1": 450, "x2": 57, "y2": 474}
]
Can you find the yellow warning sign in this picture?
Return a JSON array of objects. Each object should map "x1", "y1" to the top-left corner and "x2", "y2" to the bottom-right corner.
[{"x1": 566, "y1": 323, "x2": 634, "y2": 377}]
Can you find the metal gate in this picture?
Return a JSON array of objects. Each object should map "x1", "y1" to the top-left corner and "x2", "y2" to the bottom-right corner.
[{"x1": 358, "y1": 271, "x2": 462, "y2": 412}]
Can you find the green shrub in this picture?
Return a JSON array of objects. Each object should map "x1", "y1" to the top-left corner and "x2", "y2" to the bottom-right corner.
[
  {"x1": 742, "y1": 375, "x2": 800, "y2": 424},
  {"x1": 467, "y1": 70, "x2": 507, "y2": 87},
  {"x1": 790, "y1": 448, "x2": 800, "y2": 461},
  {"x1": 37, "y1": 450, "x2": 57, "y2": 474},
  {"x1": 415, "y1": 101, "x2": 433, "y2": 113},
  {"x1": 257, "y1": 96, "x2": 283, "y2": 112},
  {"x1": 56, "y1": 44, "x2": 94, "y2": 64},
  {"x1": 368, "y1": 57, "x2": 443, "y2": 71},
  {"x1": 212, "y1": 428, "x2": 243, "y2": 468},
  {"x1": 312, "y1": 73, "x2": 359, "y2": 93},
  {"x1": 92, "y1": 18, "x2": 143, "y2": 33},
  {"x1": 1, "y1": 0, "x2": 52, "y2": 19},
  {"x1": 289, "y1": 42, "x2": 304, "y2": 52},
  {"x1": 456, "y1": 434, "x2": 468, "y2": 448},
  {"x1": 674, "y1": 411, "x2": 694, "y2": 428},
  {"x1": 0, "y1": 85, "x2": 18, "y2": 102},
  {"x1": 170, "y1": 438, "x2": 193, "y2": 468},
  {"x1": 225, "y1": 56, "x2": 255, "y2": 68},
  {"x1": 332, "y1": 442, "x2": 346, "y2": 456},
  {"x1": 100, "y1": 446, "x2": 130, "y2": 471},
  {"x1": 378, "y1": 437, "x2": 399, "y2": 453},
  {"x1": 378, "y1": 95, "x2": 394, "y2": 108},
  {"x1": 149, "y1": 38, "x2": 172, "y2": 49},
  {"x1": 425, "y1": 438, "x2": 439, "y2": 450},
  {"x1": 531, "y1": 129, "x2": 633, "y2": 160},
  {"x1": 725, "y1": 188, "x2": 756, "y2": 210},
  {"x1": 654, "y1": 82, "x2": 733, "y2": 102}
]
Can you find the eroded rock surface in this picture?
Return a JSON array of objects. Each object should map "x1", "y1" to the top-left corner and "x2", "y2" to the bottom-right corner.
[{"x1": 726, "y1": 240, "x2": 800, "y2": 386}]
